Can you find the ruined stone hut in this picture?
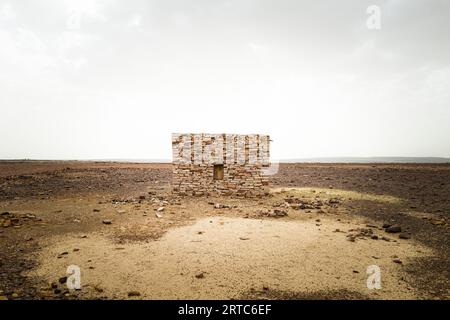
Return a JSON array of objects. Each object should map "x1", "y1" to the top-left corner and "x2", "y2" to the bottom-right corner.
[{"x1": 172, "y1": 133, "x2": 271, "y2": 197}]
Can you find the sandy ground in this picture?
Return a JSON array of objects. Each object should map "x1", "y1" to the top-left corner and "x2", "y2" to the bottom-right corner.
[
  {"x1": 30, "y1": 216, "x2": 430, "y2": 300},
  {"x1": 0, "y1": 161, "x2": 449, "y2": 300}
]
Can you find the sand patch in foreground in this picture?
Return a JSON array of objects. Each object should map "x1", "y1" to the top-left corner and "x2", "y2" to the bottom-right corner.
[{"x1": 29, "y1": 217, "x2": 432, "y2": 299}]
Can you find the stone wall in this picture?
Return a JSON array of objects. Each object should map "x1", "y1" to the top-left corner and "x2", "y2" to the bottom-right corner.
[{"x1": 172, "y1": 133, "x2": 271, "y2": 197}]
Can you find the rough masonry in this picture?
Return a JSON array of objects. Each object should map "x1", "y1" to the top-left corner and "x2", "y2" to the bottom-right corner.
[{"x1": 172, "y1": 133, "x2": 271, "y2": 197}]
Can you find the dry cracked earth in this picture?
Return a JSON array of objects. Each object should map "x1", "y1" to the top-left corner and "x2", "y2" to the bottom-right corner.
[{"x1": 0, "y1": 161, "x2": 449, "y2": 300}]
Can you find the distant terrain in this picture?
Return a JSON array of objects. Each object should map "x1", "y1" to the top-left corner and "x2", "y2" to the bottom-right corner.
[{"x1": 281, "y1": 157, "x2": 450, "y2": 163}]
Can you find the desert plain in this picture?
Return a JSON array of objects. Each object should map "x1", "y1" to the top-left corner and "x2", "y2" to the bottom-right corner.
[{"x1": 0, "y1": 161, "x2": 448, "y2": 300}]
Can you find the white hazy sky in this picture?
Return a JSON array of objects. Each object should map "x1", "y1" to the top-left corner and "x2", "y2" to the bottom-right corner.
[{"x1": 1, "y1": 0, "x2": 449, "y2": 160}]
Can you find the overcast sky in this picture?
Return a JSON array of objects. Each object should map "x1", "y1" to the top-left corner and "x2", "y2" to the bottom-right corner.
[{"x1": 1, "y1": 0, "x2": 449, "y2": 160}]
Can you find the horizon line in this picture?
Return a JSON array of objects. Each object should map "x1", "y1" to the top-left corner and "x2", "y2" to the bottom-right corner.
[{"x1": 1, "y1": 156, "x2": 450, "y2": 164}]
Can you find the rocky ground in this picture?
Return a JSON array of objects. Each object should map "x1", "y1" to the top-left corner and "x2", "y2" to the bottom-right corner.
[{"x1": 0, "y1": 161, "x2": 448, "y2": 300}]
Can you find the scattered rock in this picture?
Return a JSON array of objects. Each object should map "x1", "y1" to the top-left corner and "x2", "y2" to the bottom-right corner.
[
  {"x1": 239, "y1": 237, "x2": 250, "y2": 240},
  {"x1": 128, "y1": 291, "x2": 141, "y2": 297},
  {"x1": 271, "y1": 209, "x2": 288, "y2": 217},
  {"x1": 382, "y1": 223, "x2": 391, "y2": 229},
  {"x1": 258, "y1": 209, "x2": 288, "y2": 218},
  {"x1": 102, "y1": 219, "x2": 112, "y2": 225},
  {"x1": 24, "y1": 213, "x2": 36, "y2": 219},
  {"x1": 283, "y1": 197, "x2": 299, "y2": 204},
  {"x1": 213, "y1": 203, "x2": 233, "y2": 209},
  {"x1": 347, "y1": 228, "x2": 375, "y2": 241},
  {"x1": 393, "y1": 259, "x2": 403, "y2": 264},
  {"x1": 399, "y1": 233, "x2": 411, "y2": 239},
  {"x1": 430, "y1": 219, "x2": 446, "y2": 226},
  {"x1": 195, "y1": 272, "x2": 205, "y2": 279},
  {"x1": 0, "y1": 212, "x2": 37, "y2": 228},
  {"x1": 94, "y1": 286, "x2": 103, "y2": 293},
  {"x1": 59, "y1": 276, "x2": 67, "y2": 284},
  {"x1": 2, "y1": 219, "x2": 11, "y2": 228},
  {"x1": 385, "y1": 226, "x2": 401, "y2": 233},
  {"x1": 93, "y1": 209, "x2": 100, "y2": 212},
  {"x1": 328, "y1": 198, "x2": 340, "y2": 204}
]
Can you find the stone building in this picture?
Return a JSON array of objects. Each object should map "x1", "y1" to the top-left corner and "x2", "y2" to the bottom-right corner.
[{"x1": 172, "y1": 133, "x2": 271, "y2": 197}]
